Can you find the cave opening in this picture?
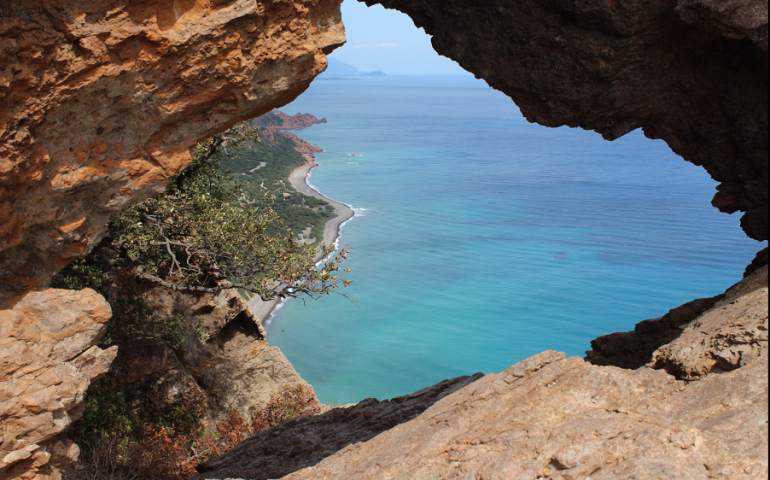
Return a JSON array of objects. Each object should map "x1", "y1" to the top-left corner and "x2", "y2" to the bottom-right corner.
[{"x1": 261, "y1": 0, "x2": 768, "y2": 405}]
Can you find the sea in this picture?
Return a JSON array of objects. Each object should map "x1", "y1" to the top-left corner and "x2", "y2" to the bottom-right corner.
[{"x1": 266, "y1": 75, "x2": 765, "y2": 405}]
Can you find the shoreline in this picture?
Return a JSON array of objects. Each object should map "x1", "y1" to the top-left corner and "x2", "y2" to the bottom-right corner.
[{"x1": 249, "y1": 160, "x2": 355, "y2": 328}]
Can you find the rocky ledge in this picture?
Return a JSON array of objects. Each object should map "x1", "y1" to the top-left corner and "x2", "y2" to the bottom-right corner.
[
  {"x1": 198, "y1": 266, "x2": 768, "y2": 480},
  {"x1": 194, "y1": 374, "x2": 483, "y2": 480}
]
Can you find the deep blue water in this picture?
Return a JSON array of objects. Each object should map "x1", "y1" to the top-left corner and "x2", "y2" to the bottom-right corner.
[{"x1": 266, "y1": 75, "x2": 765, "y2": 405}]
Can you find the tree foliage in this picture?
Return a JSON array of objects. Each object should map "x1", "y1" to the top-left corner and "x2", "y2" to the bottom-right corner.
[{"x1": 95, "y1": 123, "x2": 350, "y2": 301}]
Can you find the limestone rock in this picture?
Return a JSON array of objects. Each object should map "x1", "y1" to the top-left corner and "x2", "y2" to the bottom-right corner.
[
  {"x1": 587, "y1": 265, "x2": 769, "y2": 375},
  {"x1": 0, "y1": 0, "x2": 346, "y2": 301},
  {"x1": 93, "y1": 282, "x2": 309, "y2": 425},
  {"x1": 198, "y1": 344, "x2": 314, "y2": 422},
  {"x1": 0, "y1": 289, "x2": 115, "y2": 479},
  {"x1": 361, "y1": 0, "x2": 768, "y2": 241},
  {"x1": 277, "y1": 357, "x2": 767, "y2": 480},
  {"x1": 585, "y1": 294, "x2": 723, "y2": 369},
  {"x1": 194, "y1": 373, "x2": 483, "y2": 480},
  {"x1": 140, "y1": 287, "x2": 304, "y2": 421},
  {"x1": 103, "y1": 337, "x2": 204, "y2": 420},
  {"x1": 650, "y1": 265, "x2": 768, "y2": 379}
]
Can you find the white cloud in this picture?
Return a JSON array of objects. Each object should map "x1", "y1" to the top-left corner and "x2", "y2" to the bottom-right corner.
[{"x1": 375, "y1": 42, "x2": 399, "y2": 49}]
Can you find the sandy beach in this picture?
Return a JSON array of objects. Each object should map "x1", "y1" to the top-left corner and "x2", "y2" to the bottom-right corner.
[
  {"x1": 249, "y1": 163, "x2": 354, "y2": 325},
  {"x1": 289, "y1": 163, "x2": 355, "y2": 250}
]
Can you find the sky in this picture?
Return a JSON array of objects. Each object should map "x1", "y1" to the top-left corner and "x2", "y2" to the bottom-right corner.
[{"x1": 331, "y1": 0, "x2": 470, "y2": 75}]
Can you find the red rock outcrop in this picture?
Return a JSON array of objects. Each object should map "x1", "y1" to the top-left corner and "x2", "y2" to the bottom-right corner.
[
  {"x1": 272, "y1": 110, "x2": 328, "y2": 130},
  {"x1": 0, "y1": 289, "x2": 116, "y2": 479},
  {"x1": 362, "y1": 0, "x2": 768, "y2": 241},
  {"x1": 255, "y1": 111, "x2": 325, "y2": 159},
  {"x1": 0, "y1": 0, "x2": 345, "y2": 301}
]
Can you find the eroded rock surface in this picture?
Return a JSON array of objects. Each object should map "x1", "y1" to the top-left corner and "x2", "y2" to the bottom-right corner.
[
  {"x1": 0, "y1": 289, "x2": 116, "y2": 478},
  {"x1": 362, "y1": 0, "x2": 768, "y2": 241},
  {"x1": 650, "y1": 265, "x2": 768, "y2": 379},
  {"x1": 278, "y1": 360, "x2": 768, "y2": 479},
  {"x1": 194, "y1": 373, "x2": 483, "y2": 480},
  {"x1": 586, "y1": 294, "x2": 724, "y2": 369},
  {"x1": 0, "y1": 0, "x2": 345, "y2": 300},
  {"x1": 588, "y1": 265, "x2": 768, "y2": 373},
  {"x1": 196, "y1": 268, "x2": 768, "y2": 480}
]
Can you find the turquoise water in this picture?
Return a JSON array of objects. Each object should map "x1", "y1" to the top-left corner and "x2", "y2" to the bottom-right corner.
[{"x1": 267, "y1": 75, "x2": 765, "y2": 405}]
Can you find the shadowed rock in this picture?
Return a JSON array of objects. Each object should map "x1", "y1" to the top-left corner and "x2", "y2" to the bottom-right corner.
[
  {"x1": 587, "y1": 265, "x2": 768, "y2": 373},
  {"x1": 362, "y1": 0, "x2": 768, "y2": 241},
  {"x1": 193, "y1": 373, "x2": 483, "y2": 480},
  {"x1": 585, "y1": 295, "x2": 724, "y2": 369}
]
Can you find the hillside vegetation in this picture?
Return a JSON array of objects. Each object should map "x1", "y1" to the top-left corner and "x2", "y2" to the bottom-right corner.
[{"x1": 224, "y1": 113, "x2": 334, "y2": 243}]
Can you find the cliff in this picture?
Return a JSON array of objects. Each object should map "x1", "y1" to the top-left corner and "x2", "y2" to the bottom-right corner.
[
  {"x1": 0, "y1": 1, "x2": 344, "y2": 478},
  {"x1": 254, "y1": 111, "x2": 326, "y2": 158},
  {"x1": 271, "y1": 111, "x2": 329, "y2": 130}
]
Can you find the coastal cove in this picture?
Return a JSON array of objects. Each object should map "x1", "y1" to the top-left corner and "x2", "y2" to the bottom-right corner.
[{"x1": 264, "y1": 75, "x2": 765, "y2": 405}]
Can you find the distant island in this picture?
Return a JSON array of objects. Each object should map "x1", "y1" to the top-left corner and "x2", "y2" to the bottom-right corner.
[{"x1": 321, "y1": 58, "x2": 386, "y2": 77}]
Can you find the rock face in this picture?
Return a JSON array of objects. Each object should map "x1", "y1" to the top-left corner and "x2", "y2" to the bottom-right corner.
[
  {"x1": 103, "y1": 286, "x2": 310, "y2": 424},
  {"x1": 585, "y1": 295, "x2": 724, "y2": 369},
  {"x1": 0, "y1": 2, "x2": 344, "y2": 478},
  {"x1": 362, "y1": 0, "x2": 768, "y2": 241},
  {"x1": 0, "y1": 289, "x2": 116, "y2": 479},
  {"x1": 649, "y1": 265, "x2": 768, "y2": 380},
  {"x1": 0, "y1": 0, "x2": 345, "y2": 301},
  {"x1": 194, "y1": 373, "x2": 483, "y2": 480},
  {"x1": 196, "y1": 267, "x2": 768, "y2": 480}
]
